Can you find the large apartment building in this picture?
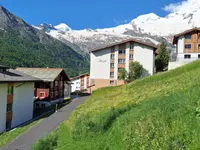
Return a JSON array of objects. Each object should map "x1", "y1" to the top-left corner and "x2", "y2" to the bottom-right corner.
[
  {"x1": 0, "y1": 65, "x2": 41, "y2": 133},
  {"x1": 169, "y1": 27, "x2": 200, "y2": 69},
  {"x1": 90, "y1": 38, "x2": 158, "y2": 91}
]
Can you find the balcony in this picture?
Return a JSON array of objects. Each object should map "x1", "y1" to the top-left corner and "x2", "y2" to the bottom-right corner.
[{"x1": 7, "y1": 95, "x2": 13, "y2": 104}]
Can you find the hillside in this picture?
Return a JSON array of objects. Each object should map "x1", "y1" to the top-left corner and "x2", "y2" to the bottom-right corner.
[
  {"x1": 33, "y1": 61, "x2": 200, "y2": 149},
  {"x1": 0, "y1": 6, "x2": 89, "y2": 76}
]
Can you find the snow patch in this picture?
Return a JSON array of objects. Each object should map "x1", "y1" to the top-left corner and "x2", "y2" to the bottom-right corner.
[{"x1": 54, "y1": 23, "x2": 72, "y2": 32}]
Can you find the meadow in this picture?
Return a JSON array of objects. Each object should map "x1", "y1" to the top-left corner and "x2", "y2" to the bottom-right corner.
[{"x1": 33, "y1": 60, "x2": 200, "y2": 150}]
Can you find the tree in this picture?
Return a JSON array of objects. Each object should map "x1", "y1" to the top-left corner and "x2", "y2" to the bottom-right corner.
[
  {"x1": 118, "y1": 61, "x2": 143, "y2": 83},
  {"x1": 118, "y1": 68, "x2": 128, "y2": 81},
  {"x1": 127, "y1": 62, "x2": 143, "y2": 82},
  {"x1": 155, "y1": 41, "x2": 169, "y2": 72}
]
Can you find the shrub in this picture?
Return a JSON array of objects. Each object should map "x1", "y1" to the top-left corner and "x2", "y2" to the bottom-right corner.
[
  {"x1": 32, "y1": 133, "x2": 58, "y2": 150},
  {"x1": 118, "y1": 61, "x2": 144, "y2": 83},
  {"x1": 118, "y1": 68, "x2": 128, "y2": 81},
  {"x1": 128, "y1": 61, "x2": 143, "y2": 81}
]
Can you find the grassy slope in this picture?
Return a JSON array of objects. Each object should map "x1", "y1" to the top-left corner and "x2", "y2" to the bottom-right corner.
[{"x1": 35, "y1": 61, "x2": 200, "y2": 150}]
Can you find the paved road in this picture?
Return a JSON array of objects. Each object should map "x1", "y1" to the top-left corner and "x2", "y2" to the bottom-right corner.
[{"x1": 3, "y1": 96, "x2": 88, "y2": 150}]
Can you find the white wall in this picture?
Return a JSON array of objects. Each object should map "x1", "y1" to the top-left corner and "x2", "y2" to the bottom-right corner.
[
  {"x1": 125, "y1": 42, "x2": 130, "y2": 72},
  {"x1": 177, "y1": 53, "x2": 200, "y2": 61},
  {"x1": 84, "y1": 76, "x2": 87, "y2": 89},
  {"x1": 177, "y1": 36, "x2": 184, "y2": 53},
  {"x1": 168, "y1": 61, "x2": 188, "y2": 70},
  {"x1": 134, "y1": 43, "x2": 155, "y2": 76},
  {"x1": 0, "y1": 84, "x2": 7, "y2": 133},
  {"x1": 71, "y1": 78, "x2": 81, "y2": 92},
  {"x1": 12, "y1": 82, "x2": 34, "y2": 128},
  {"x1": 90, "y1": 48, "x2": 111, "y2": 79},
  {"x1": 114, "y1": 45, "x2": 119, "y2": 80}
]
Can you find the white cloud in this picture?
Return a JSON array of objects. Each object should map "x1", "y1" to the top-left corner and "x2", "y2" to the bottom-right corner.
[
  {"x1": 163, "y1": 2, "x2": 182, "y2": 12},
  {"x1": 163, "y1": 0, "x2": 200, "y2": 13}
]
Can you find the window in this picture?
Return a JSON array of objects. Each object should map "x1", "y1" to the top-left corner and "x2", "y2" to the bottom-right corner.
[
  {"x1": 36, "y1": 104, "x2": 40, "y2": 108},
  {"x1": 119, "y1": 50, "x2": 126, "y2": 55},
  {"x1": 60, "y1": 81, "x2": 63, "y2": 88},
  {"x1": 6, "y1": 121, "x2": 11, "y2": 130},
  {"x1": 184, "y1": 54, "x2": 191, "y2": 59},
  {"x1": 50, "y1": 92, "x2": 53, "y2": 98},
  {"x1": 110, "y1": 72, "x2": 114, "y2": 77},
  {"x1": 111, "y1": 47, "x2": 115, "y2": 53},
  {"x1": 40, "y1": 92, "x2": 45, "y2": 98},
  {"x1": 50, "y1": 83, "x2": 53, "y2": 88},
  {"x1": 7, "y1": 85, "x2": 14, "y2": 95},
  {"x1": 185, "y1": 44, "x2": 191, "y2": 49},
  {"x1": 198, "y1": 34, "x2": 200, "y2": 39},
  {"x1": 7, "y1": 104, "x2": 12, "y2": 112},
  {"x1": 118, "y1": 59, "x2": 125, "y2": 64},
  {"x1": 111, "y1": 54, "x2": 115, "y2": 59},
  {"x1": 55, "y1": 91, "x2": 59, "y2": 96},
  {"x1": 198, "y1": 54, "x2": 200, "y2": 59},
  {"x1": 110, "y1": 80, "x2": 115, "y2": 85},
  {"x1": 41, "y1": 104, "x2": 45, "y2": 108},
  {"x1": 130, "y1": 44, "x2": 134, "y2": 50},
  {"x1": 198, "y1": 44, "x2": 200, "y2": 49},
  {"x1": 55, "y1": 81, "x2": 59, "y2": 86},
  {"x1": 129, "y1": 54, "x2": 134, "y2": 59},
  {"x1": 185, "y1": 34, "x2": 191, "y2": 40},
  {"x1": 110, "y1": 63, "x2": 114, "y2": 68}
]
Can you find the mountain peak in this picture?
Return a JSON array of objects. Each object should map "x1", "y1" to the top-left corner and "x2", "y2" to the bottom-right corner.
[
  {"x1": 54, "y1": 23, "x2": 72, "y2": 32},
  {"x1": 131, "y1": 13, "x2": 160, "y2": 23},
  {"x1": 0, "y1": 5, "x2": 6, "y2": 11},
  {"x1": 37, "y1": 23, "x2": 57, "y2": 32}
]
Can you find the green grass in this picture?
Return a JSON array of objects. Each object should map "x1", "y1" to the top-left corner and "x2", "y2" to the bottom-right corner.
[
  {"x1": 32, "y1": 60, "x2": 200, "y2": 150},
  {"x1": 64, "y1": 97, "x2": 71, "y2": 101},
  {"x1": 0, "y1": 120, "x2": 39, "y2": 148}
]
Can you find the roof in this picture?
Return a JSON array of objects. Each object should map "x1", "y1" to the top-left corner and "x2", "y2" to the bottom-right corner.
[
  {"x1": 16, "y1": 68, "x2": 71, "y2": 82},
  {"x1": 90, "y1": 38, "x2": 158, "y2": 52},
  {"x1": 71, "y1": 73, "x2": 90, "y2": 81},
  {"x1": 0, "y1": 69, "x2": 41, "y2": 83},
  {"x1": 173, "y1": 27, "x2": 200, "y2": 44},
  {"x1": 0, "y1": 65, "x2": 9, "y2": 69}
]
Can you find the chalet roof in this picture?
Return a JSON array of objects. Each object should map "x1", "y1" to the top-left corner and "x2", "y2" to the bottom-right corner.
[
  {"x1": 90, "y1": 38, "x2": 158, "y2": 52},
  {"x1": 173, "y1": 27, "x2": 200, "y2": 44},
  {"x1": 0, "y1": 69, "x2": 41, "y2": 83},
  {"x1": 16, "y1": 68, "x2": 71, "y2": 82},
  {"x1": 0, "y1": 65, "x2": 9, "y2": 69},
  {"x1": 71, "y1": 73, "x2": 90, "y2": 81}
]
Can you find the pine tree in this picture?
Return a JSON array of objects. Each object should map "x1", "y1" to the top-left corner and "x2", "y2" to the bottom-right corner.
[{"x1": 155, "y1": 41, "x2": 169, "y2": 72}]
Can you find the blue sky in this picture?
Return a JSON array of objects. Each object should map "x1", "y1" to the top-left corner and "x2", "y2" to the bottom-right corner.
[{"x1": 0, "y1": 0, "x2": 181, "y2": 30}]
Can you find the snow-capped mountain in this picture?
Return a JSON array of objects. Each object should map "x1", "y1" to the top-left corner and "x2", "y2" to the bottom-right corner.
[
  {"x1": 34, "y1": 0, "x2": 200, "y2": 54},
  {"x1": 54, "y1": 23, "x2": 72, "y2": 32}
]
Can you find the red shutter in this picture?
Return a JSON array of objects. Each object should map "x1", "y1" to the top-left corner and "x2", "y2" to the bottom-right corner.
[
  {"x1": 44, "y1": 92, "x2": 47, "y2": 98},
  {"x1": 37, "y1": 91, "x2": 40, "y2": 99}
]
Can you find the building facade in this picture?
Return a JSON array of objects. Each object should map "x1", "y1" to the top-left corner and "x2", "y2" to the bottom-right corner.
[
  {"x1": 90, "y1": 39, "x2": 157, "y2": 91},
  {"x1": 71, "y1": 73, "x2": 90, "y2": 93},
  {"x1": 0, "y1": 65, "x2": 40, "y2": 133},
  {"x1": 169, "y1": 28, "x2": 200, "y2": 70},
  {"x1": 16, "y1": 68, "x2": 71, "y2": 104}
]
